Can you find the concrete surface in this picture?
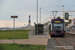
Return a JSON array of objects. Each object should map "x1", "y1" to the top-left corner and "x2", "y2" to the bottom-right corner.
[
  {"x1": 29, "y1": 31, "x2": 51, "y2": 39},
  {"x1": 0, "y1": 39, "x2": 48, "y2": 45},
  {"x1": 66, "y1": 32, "x2": 75, "y2": 34},
  {"x1": 0, "y1": 31, "x2": 49, "y2": 45}
]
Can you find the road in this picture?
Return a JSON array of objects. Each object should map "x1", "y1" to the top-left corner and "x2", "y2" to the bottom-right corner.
[{"x1": 47, "y1": 33, "x2": 75, "y2": 50}]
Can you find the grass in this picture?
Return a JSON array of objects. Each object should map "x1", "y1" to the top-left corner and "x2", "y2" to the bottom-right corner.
[
  {"x1": 0, "y1": 44, "x2": 46, "y2": 50},
  {"x1": 0, "y1": 30, "x2": 30, "y2": 39}
]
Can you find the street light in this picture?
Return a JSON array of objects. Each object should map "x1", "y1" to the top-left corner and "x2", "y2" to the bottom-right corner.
[
  {"x1": 62, "y1": 5, "x2": 64, "y2": 20},
  {"x1": 37, "y1": 0, "x2": 38, "y2": 34},
  {"x1": 40, "y1": 7, "x2": 42, "y2": 23},
  {"x1": 37, "y1": 0, "x2": 38, "y2": 24}
]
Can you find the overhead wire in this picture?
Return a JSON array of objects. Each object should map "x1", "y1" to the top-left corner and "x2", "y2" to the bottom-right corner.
[
  {"x1": 67, "y1": 5, "x2": 75, "y2": 17},
  {"x1": 67, "y1": 5, "x2": 75, "y2": 11},
  {"x1": 52, "y1": 0, "x2": 61, "y2": 18},
  {"x1": 55, "y1": 0, "x2": 61, "y2": 11}
]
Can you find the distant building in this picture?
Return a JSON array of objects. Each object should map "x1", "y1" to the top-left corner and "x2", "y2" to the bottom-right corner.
[
  {"x1": 72, "y1": 18, "x2": 75, "y2": 26},
  {"x1": 0, "y1": 27, "x2": 11, "y2": 30}
]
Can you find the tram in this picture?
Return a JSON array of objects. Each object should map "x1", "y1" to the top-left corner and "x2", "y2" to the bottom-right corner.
[{"x1": 49, "y1": 18, "x2": 65, "y2": 37}]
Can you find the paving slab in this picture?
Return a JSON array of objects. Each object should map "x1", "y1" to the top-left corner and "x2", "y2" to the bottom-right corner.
[
  {"x1": 29, "y1": 30, "x2": 51, "y2": 39},
  {"x1": 0, "y1": 39, "x2": 48, "y2": 45},
  {"x1": 66, "y1": 32, "x2": 75, "y2": 35}
]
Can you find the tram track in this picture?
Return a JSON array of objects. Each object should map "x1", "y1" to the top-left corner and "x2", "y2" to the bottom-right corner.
[
  {"x1": 54, "y1": 37, "x2": 62, "y2": 50},
  {"x1": 65, "y1": 33, "x2": 75, "y2": 38},
  {"x1": 47, "y1": 33, "x2": 75, "y2": 50},
  {"x1": 62, "y1": 38, "x2": 75, "y2": 46},
  {"x1": 54, "y1": 37, "x2": 75, "y2": 50},
  {"x1": 55, "y1": 33, "x2": 75, "y2": 49},
  {"x1": 53, "y1": 34, "x2": 75, "y2": 50}
]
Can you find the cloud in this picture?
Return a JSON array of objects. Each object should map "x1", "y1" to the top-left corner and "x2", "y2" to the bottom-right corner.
[
  {"x1": 0, "y1": 20, "x2": 29, "y2": 27},
  {"x1": 0, "y1": 0, "x2": 75, "y2": 27}
]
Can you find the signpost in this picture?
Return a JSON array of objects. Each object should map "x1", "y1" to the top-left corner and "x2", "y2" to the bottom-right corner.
[
  {"x1": 65, "y1": 12, "x2": 69, "y2": 20},
  {"x1": 69, "y1": 20, "x2": 71, "y2": 24},
  {"x1": 11, "y1": 16, "x2": 18, "y2": 43}
]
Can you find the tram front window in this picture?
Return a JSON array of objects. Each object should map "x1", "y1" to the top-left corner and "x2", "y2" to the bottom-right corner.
[{"x1": 53, "y1": 23, "x2": 63, "y2": 31}]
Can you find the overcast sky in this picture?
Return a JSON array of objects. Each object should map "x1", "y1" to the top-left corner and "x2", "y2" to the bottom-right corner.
[{"x1": 0, "y1": 0, "x2": 75, "y2": 27}]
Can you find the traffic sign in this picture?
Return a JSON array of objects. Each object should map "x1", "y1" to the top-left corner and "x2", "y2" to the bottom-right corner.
[
  {"x1": 11, "y1": 16, "x2": 18, "y2": 18},
  {"x1": 11, "y1": 16, "x2": 18, "y2": 43},
  {"x1": 65, "y1": 12, "x2": 69, "y2": 20},
  {"x1": 69, "y1": 20, "x2": 71, "y2": 23}
]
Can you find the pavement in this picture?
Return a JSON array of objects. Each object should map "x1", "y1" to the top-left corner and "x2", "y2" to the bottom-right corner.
[
  {"x1": 0, "y1": 30, "x2": 50, "y2": 45},
  {"x1": 66, "y1": 31, "x2": 75, "y2": 35},
  {"x1": 0, "y1": 39, "x2": 48, "y2": 45},
  {"x1": 30, "y1": 32, "x2": 50, "y2": 39},
  {"x1": 29, "y1": 30, "x2": 50, "y2": 39}
]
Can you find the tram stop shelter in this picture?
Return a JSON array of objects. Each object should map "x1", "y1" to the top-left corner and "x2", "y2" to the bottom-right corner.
[{"x1": 35, "y1": 24, "x2": 43, "y2": 35}]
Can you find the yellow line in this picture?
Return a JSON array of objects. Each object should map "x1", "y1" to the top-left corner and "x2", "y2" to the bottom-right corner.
[{"x1": 48, "y1": 32, "x2": 51, "y2": 39}]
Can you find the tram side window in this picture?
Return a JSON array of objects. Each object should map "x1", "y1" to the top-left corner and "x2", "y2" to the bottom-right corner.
[
  {"x1": 49, "y1": 24, "x2": 51, "y2": 32},
  {"x1": 51, "y1": 24, "x2": 52, "y2": 31}
]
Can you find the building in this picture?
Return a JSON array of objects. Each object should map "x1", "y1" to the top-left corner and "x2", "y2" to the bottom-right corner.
[{"x1": 72, "y1": 18, "x2": 75, "y2": 26}]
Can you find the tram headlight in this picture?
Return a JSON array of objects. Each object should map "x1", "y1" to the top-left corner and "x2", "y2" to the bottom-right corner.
[
  {"x1": 53, "y1": 31, "x2": 54, "y2": 33},
  {"x1": 51, "y1": 31, "x2": 55, "y2": 34},
  {"x1": 51, "y1": 31, "x2": 53, "y2": 34},
  {"x1": 62, "y1": 31, "x2": 64, "y2": 33}
]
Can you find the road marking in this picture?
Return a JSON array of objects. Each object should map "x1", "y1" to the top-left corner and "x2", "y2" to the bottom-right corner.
[{"x1": 48, "y1": 32, "x2": 51, "y2": 39}]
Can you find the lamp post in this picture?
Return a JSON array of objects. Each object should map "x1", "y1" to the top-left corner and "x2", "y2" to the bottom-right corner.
[
  {"x1": 62, "y1": 5, "x2": 64, "y2": 20},
  {"x1": 40, "y1": 7, "x2": 42, "y2": 23},
  {"x1": 37, "y1": 0, "x2": 38, "y2": 35}
]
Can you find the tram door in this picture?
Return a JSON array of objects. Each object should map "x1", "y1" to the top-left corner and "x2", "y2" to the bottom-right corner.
[{"x1": 49, "y1": 24, "x2": 51, "y2": 35}]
